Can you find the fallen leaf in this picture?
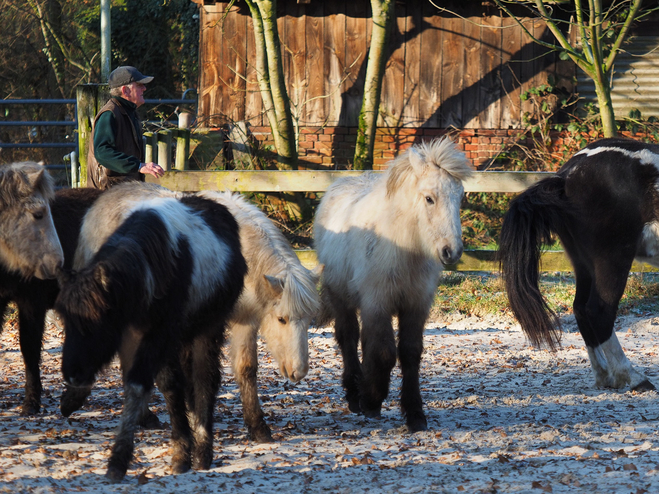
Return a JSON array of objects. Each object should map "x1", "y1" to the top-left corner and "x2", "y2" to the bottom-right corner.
[{"x1": 137, "y1": 470, "x2": 149, "y2": 485}]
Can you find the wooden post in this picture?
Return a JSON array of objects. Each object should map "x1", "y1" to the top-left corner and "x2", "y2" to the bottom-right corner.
[
  {"x1": 70, "y1": 151, "x2": 78, "y2": 188},
  {"x1": 76, "y1": 84, "x2": 109, "y2": 187},
  {"x1": 157, "y1": 130, "x2": 173, "y2": 171},
  {"x1": 175, "y1": 129, "x2": 190, "y2": 171},
  {"x1": 144, "y1": 132, "x2": 157, "y2": 163}
]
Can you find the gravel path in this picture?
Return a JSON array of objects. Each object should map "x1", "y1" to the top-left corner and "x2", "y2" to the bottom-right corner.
[{"x1": 1, "y1": 311, "x2": 659, "y2": 493}]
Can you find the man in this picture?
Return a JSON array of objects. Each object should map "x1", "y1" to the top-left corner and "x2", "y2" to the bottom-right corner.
[{"x1": 87, "y1": 66, "x2": 165, "y2": 189}]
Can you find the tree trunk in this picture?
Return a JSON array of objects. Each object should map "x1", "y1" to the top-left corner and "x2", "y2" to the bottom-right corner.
[
  {"x1": 243, "y1": 0, "x2": 309, "y2": 221},
  {"x1": 353, "y1": 0, "x2": 395, "y2": 170},
  {"x1": 253, "y1": 0, "x2": 298, "y2": 170}
]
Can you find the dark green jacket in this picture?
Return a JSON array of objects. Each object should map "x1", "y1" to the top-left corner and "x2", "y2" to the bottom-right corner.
[{"x1": 87, "y1": 97, "x2": 145, "y2": 189}]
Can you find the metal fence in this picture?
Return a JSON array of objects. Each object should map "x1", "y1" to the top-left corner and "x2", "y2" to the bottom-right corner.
[{"x1": 0, "y1": 97, "x2": 196, "y2": 186}]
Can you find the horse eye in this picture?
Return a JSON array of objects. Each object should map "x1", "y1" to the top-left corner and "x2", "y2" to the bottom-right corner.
[
  {"x1": 32, "y1": 210, "x2": 44, "y2": 220},
  {"x1": 277, "y1": 317, "x2": 287, "y2": 325},
  {"x1": 425, "y1": 196, "x2": 435, "y2": 205}
]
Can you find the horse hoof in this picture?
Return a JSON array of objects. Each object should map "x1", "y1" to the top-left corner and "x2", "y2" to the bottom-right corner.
[
  {"x1": 407, "y1": 415, "x2": 428, "y2": 433},
  {"x1": 192, "y1": 457, "x2": 212, "y2": 471},
  {"x1": 192, "y1": 450, "x2": 212, "y2": 471},
  {"x1": 138, "y1": 410, "x2": 162, "y2": 430},
  {"x1": 60, "y1": 386, "x2": 90, "y2": 417},
  {"x1": 362, "y1": 408, "x2": 382, "y2": 420},
  {"x1": 632, "y1": 379, "x2": 656, "y2": 392},
  {"x1": 171, "y1": 458, "x2": 192, "y2": 475},
  {"x1": 20, "y1": 401, "x2": 40, "y2": 416},
  {"x1": 347, "y1": 400, "x2": 362, "y2": 414},
  {"x1": 105, "y1": 466, "x2": 126, "y2": 483},
  {"x1": 249, "y1": 424, "x2": 273, "y2": 443}
]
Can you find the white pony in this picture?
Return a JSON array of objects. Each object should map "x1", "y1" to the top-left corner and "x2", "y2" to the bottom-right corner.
[
  {"x1": 198, "y1": 191, "x2": 322, "y2": 443},
  {"x1": 314, "y1": 137, "x2": 473, "y2": 432}
]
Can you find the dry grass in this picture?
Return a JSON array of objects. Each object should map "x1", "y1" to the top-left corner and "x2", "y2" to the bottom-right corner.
[{"x1": 433, "y1": 271, "x2": 659, "y2": 319}]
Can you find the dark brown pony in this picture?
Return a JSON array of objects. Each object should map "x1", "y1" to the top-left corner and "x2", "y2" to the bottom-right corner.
[
  {"x1": 0, "y1": 162, "x2": 100, "y2": 414},
  {"x1": 499, "y1": 138, "x2": 659, "y2": 391}
]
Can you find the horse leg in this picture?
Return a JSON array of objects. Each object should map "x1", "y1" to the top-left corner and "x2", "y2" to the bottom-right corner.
[
  {"x1": 359, "y1": 309, "x2": 397, "y2": 419},
  {"x1": 16, "y1": 298, "x2": 48, "y2": 415},
  {"x1": 118, "y1": 327, "x2": 161, "y2": 429},
  {"x1": 571, "y1": 262, "x2": 612, "y2": 388},
  {"x1": 107, "y1": 335, "x2": 191, "y2": 481},
  {"x1": 575, "y1": 252, "x2": 653, "y2": 391},
  {"x1": 154, "y1": 361, "x2": 194, "y2": 475},
  {"x1": 330, "y1": 291, "x2": 362, "y2": 414},
  {"x1": 186, "y1": 333, "x2": 222, "y2": 470},
  {"x1": 397, "y1": 308, "x2": 428, "y2": 432},
  {"x1": 229, "y1": 322, "x2": 272, "y2": 443}
]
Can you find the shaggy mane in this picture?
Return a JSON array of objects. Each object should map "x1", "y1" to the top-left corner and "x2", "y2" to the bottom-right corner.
[
  {"x1": 0, "y1": 162, "x2": 55, "y2": 210},
  {"x1": 386, "y1": 137, "x2": 473, "y2": 195}
]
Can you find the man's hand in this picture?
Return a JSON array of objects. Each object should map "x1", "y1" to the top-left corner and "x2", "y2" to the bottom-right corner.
[{"x1": 139, "y1": 162, "x2": 165, "y2": 179}]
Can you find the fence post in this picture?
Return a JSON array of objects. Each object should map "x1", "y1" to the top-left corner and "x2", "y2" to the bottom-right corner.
[
  {"x1": 157, "y1": 130, "x2": 173, "y2": 171},
  {"x1": 70, "y1": 151, "x2": 79, "y2": 187},
  {"x1": 144, "y1": 132, "x2": 157, "y2": 163},
  {"x1": 76, "y1": 84, "x2": 109, "y2": 187},
  {"x1": 175, "y1": 129, "x2": 190, "y2": 171}
]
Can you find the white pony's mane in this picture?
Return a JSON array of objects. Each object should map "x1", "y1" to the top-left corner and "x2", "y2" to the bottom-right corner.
[
  {"x1": 199, "y1": 191, "x2": 320, "y2": 318},
  {"x1": 386, "y1": 137, "x2": 473, "y2": 195}
]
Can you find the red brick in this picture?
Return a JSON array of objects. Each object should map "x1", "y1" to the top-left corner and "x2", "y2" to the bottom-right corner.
[
  {"x1": 323, "y1": 127, "x2": 349, "y2": 135},
  {"x1": 398, "y1": 128, "x2": 423, "y2": 136}
]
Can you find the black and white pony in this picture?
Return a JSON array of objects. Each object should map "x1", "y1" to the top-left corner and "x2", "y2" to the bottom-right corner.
[
  {"x1": 55, "y1": 182, "x2": 247, "y2": 481},
  {"x1": 0, "y1": 163, "x2": 101, "y2": 415},
  {"x1": 499, "y1": 138, "x2": 659, "y2": 391},
  {"x1": 314, "y1": 137, "x2": 473, "y2": 432}
]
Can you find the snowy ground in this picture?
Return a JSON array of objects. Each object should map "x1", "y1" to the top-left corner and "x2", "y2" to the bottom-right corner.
[{"x1": 2, "y1": 311, "x2": 659, "y2": 493}]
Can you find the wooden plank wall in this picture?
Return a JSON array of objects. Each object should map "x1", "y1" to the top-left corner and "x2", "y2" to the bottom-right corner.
[{"x1": 197, "y1": 1, "x2": 573, "y2": 129}]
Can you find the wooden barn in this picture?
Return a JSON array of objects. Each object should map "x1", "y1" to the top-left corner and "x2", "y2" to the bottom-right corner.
[{"x1": 193, "y1": 0, "x2": 645, "y2": 169}]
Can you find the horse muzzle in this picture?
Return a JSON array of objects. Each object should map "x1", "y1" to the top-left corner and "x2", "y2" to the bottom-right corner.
[
  {"x1": 439, "y1": 244, "x2": 463, "y2": 266},
  {"x1": 280, "y1": 361, "x2": 309, "y2": 383},
  {"x1": 34, "y1": 253, "x2": 64, "y2": 280}
]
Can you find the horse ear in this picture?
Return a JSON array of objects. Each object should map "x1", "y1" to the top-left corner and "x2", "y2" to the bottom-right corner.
[
  {"x1": 407, "y1": 147, "x2": 425, "y2": 172},
  {"x1": 24, "y1": 165, "x2": 46, "y2": 187},
  {"x1": 264, "y1": 274, "x2": 285, "y2": 296},
  {"x1": 23, "y1": 165, "x2": 54, "y2": 197}
]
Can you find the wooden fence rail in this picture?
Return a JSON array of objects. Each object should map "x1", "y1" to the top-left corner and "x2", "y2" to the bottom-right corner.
[{"x1": 145, "y1": 170, "x2": 658, "y2": 274}]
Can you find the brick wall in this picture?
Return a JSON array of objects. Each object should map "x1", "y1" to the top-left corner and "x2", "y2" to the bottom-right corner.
[
  {"x1": 249, "y1": 126, "x2": 570, "y2": 170},
  {"x1": 245, "y1": 126, "x2": 656, "y2": 170}
]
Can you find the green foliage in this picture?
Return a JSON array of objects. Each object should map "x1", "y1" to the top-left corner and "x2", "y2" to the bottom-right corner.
[
  {"x1": 461, "y1": 193, "x2": 513, "y2": 250},
  {"x1": 110, "y1": 0, "x2": 198, "y2": 98}
]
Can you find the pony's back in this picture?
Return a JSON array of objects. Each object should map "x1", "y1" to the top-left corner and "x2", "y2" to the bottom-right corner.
[{"x1": 198, "y1": 190, "x2": 320, "y2": 320}]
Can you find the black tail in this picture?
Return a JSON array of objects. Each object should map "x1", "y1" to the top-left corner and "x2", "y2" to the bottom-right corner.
[{"x1": 498, "y1": 175, "x2": 571, "y2": 350}]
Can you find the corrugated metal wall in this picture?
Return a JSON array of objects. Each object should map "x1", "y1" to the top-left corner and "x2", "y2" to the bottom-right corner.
[{"x1": 577, "y1": 36, "x2": 659, "y2": 118}]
